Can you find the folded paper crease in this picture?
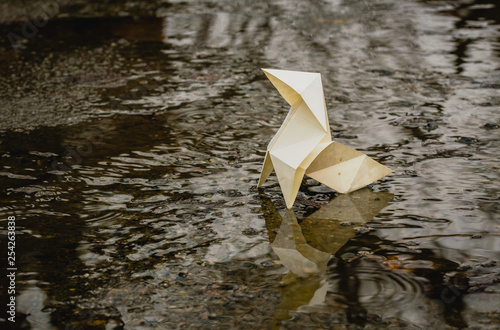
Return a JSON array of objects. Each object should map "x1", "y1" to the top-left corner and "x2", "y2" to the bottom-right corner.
[{"x1": 259, "y1": 68, "x2": 393, "y2": 208}]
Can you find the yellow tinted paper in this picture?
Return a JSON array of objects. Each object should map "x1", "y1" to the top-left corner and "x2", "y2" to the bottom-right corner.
[{"x1": 258, "y1": 69, "x2": 393, "y2": 208}]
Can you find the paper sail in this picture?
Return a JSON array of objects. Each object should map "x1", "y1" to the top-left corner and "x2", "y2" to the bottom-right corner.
[{"x1": 258, "y1": 68, "x2": 393, "y2": 208}]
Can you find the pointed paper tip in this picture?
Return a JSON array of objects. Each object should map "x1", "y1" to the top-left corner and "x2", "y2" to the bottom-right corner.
[
  {"x1": 261, "y1": 68, "x2": 273, "y2": 75},
  {"x1": 261, "y1": 68, "x2": 277, "y2": 79},
  {"x1": 261, "y1": 68, "x2": 322, "y2": 75},
  {"x1": 383, "y1": 166, "x2": 394, "y2": 175}
]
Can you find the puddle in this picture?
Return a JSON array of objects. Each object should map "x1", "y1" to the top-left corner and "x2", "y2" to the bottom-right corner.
[{"x1": 0, "y1": 0, "x2": 499, "y2": 328}]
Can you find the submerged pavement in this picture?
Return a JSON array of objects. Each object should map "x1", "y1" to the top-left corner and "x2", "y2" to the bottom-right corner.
[{"x1": 0, "y1": 0, "x2": 499, "y2": 328}]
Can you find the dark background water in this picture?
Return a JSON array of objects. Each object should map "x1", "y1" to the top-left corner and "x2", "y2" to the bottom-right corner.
[{"x1": 0, "y1": 0, "x2": 499, "y2": 328}]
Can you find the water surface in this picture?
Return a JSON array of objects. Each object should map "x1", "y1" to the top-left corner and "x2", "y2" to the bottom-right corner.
[{"x1": 0, "y1": 0, "x2": 499, "y2": 328}]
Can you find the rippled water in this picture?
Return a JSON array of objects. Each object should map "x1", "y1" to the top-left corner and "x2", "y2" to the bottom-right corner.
[{"x1": 0, "y1": 0, "x2": 499, "y2": 328}]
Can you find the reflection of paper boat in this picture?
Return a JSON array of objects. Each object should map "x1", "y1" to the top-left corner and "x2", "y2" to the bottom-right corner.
[
  {"x1": 269, "y1": 188, "x2": 393, "y2": 275},
  {"x1": 301, "y1": 188, "x2": 394, "y2": 254},
  {"x1": 263, "y1": 188, "x2": 393, "y2": 314},
  {"x1": 258, "y1": 69, "x2": 393, "y2": 208},
  {"x1": 271, "y1": 210, "x2": 330, "y2": 277}
]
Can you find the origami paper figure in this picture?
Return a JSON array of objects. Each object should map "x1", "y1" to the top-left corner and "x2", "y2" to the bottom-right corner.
[{"x1": 258, "y1": 69, "x2": 393, "y2": 208}]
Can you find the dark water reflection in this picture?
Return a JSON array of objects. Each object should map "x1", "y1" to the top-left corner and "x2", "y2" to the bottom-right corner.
[
  {"x1": 262, "y1": 189, "x2": 396, "y2": 328},
  {"x1": 0, "y1": 0, "x2": 499, "y2": 328}
]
